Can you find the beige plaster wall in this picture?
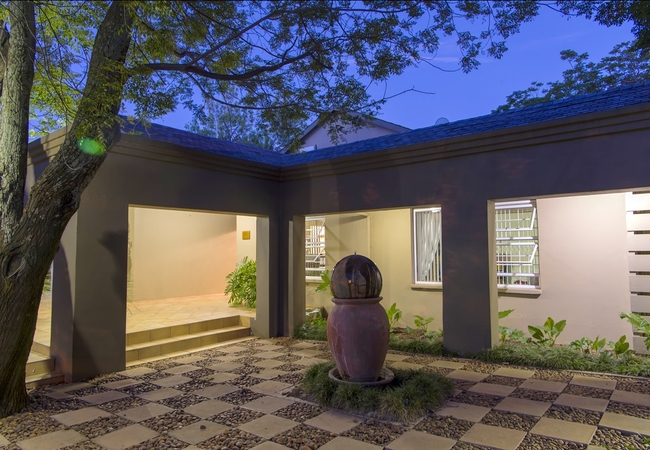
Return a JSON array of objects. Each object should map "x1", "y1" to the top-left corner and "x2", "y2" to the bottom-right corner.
[
  {"x1": 236, "y1": 215, "x2": 258, "y2": 263},
  {"x1": 498, "y1": 193, "x2": 633, "y2": 345},
  {"x1": 303, "y1": 124, "x2": 399, "y2": 150},
  {"x1": 129, "y1": 207, "x2": 237, "y2": 301}
]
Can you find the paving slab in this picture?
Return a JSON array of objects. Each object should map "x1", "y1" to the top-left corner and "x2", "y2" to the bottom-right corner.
[
  {"x1": 43, "y1": 391, "x2": 74, "y2": 400},
  {"x1": 428, "y1": 360, "x2": 465, "y2": 370},
  {"x1": 116, "y1": 367, "x2": 156, "y2": 378},
  {"x1": 385, "y1": 354, "x2": 411, "y2": 362},
  {"x1": 17, "y1": 430, "x2": 86, "y2": 450},
  {"x1": 436, "y1": 402, "x2": 491, "y2": 422},
  {"x1": 208, "y1": 362, "x2": 244, "y2": 371},
  {"x1": 386, "y1": 430, "x2": 456, "y2": 450},
  {"x1": 600, "y1": 412, "x2": 650, "y2": 436},
  {"x1": 253, "y1": 360, "x2": 286, "y2": 369},
  {"x1": 174, "y1": 355, "x2": 206, "y2": 364},
  {"x1": 164, "y1": 364, "x2": 202, "y2": 375},
  {"x1": 0, "y1": 434, "x2": 8, "y2": 447},
  {"x1": 290, "y1": 342, "x2": 316, "y2": 348},
  {"x1": 194, "y1": 384, "x2": 239, "y2": 398},
  {"x1": 251, "y1": 442, "x2": 292, "y2": 450},
  {"x1": 256, "y1": 351, "x2": 286, "y2": 359},
  {"x1": 92, "y1": 424, "x2": 158, "y2": 450},
  {"x1": 103, "y1": 378, "x2": 142, "y2": 390},
  {"x1": 530, "y1": 417, "x2": 597, "y2": 444},
  {"x1": 243, "y1": 396, "x2": 294, "y2": 413},
  {"x1": 202, "y1": 372, "x2": 240, "y2": 383},
  {"x1": 136, "y1": 387, "x2": 183, "y2": 401},
  {"x1": 48, "y1": 382, "x2": 93, "y2": 393},
  {"x1": 250, "y1": 380, "x2": 292, "y2": 395},
  {"x1": 151, "y1": 375, "x2": 192, "y2": 387},
  {"x1": 519, "y1": 378, "x2": 567, "y2": 393},
  {"x1": 252, "y1": 369, "x2": 289, "y2": 380},
  {"x1": 318, "y1": 436, "x2": 382, "y2": 449},
  {"x1": 80, "y1": 390, "x2": 129, "y2": 405},
  {"x1": 611, "y1": 389, "x2": 650, "y2": 407},
  {"x1": 183, "y1": 399, "x2": 234, "y2": 419},
  {"x1": 305, "y1": 409, "x2": 363, "y2": 434},
  {"x1": 446, "y1": 370, "x2": 489, "y2": 382},
  {"x1": 388, "y1": 362, "x2": 423, "y2": 371},
  {"x1": 468, "y1": 383, "x2": 516, "y2": 397},
  {"x1": 292, "y1": 349, "x2": 322, "y2": 358},
  {"x1": 52, "y1": 407, "x2": 112, "y2": 426},
  {"x1": 494, "y1": 397, "x2": 551, "y2": 417},
  {"x1": 116, "y1": 403, "x2": 173, "y2": 422},
  {"x1": 256, "y1": 345, "x2": 285, "y2": 352},
  {"x1": 570, "y1": 375, "x2": 616, "y2": 390},
  {"x1": 238, "y1": 415, "x2": 299, "y2": 439},
  {"x1": 293, "y1": 357, "x2": 329, "y2": 366},
  {"x1": 493, "y1": 367, "x2": 534, "y2": 379},
  {"x1": 460, "y1": 423, "x2": 526, "y2": 450},
  {"x1": 214, "y1": 354, "x2": 241, "y2": 362},
  {"x1": 169, "y1": 420, "x2": 228, "y2": 444},
  {"x1": 218, "y1": 345, "x2": 249, "y2": 353},
  {"x1": 554, "y1": 393, "x2": 609, "y2": 412}
]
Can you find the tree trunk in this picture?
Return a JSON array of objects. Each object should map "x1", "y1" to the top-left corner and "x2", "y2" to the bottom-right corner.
[{"x1": 0, "y1": 1, "x2": 133, "y2": 419}]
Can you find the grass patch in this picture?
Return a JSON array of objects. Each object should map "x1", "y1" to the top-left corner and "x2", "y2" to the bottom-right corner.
[
  {"x1": 301, "y1": 362, "x2": 454, "y2": 423},
  {"x1": 294, "y1": 320, "x2": 328, "y2": 341}
]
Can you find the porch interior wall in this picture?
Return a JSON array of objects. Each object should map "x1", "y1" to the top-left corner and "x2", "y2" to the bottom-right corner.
[
  {"x1": 236, "y1": 215, "x2": 258, "y2": 263},
  {"x1": 498, "y1": 193, "x2": 633, "y2": 345}
]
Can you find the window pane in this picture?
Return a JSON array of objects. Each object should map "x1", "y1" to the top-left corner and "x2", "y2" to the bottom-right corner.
[
  {"x1": 305, "y1": 217, "x2": 326, "y2": 278},
  {"x1": 413, "y1": 208, "x2": 442, "y2": 283}
]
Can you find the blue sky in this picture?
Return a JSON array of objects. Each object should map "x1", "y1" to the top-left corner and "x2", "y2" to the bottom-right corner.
[{"x1": 155, "y1": 8, "x2": 635, "y2": 132}]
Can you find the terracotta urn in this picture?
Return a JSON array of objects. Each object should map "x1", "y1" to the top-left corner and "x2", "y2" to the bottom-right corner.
[{"x1": 326, "y1": 254, "x2": 389, "y2": 383}]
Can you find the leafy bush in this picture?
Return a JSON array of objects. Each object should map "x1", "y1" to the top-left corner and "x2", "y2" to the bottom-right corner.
[
  {"x1": 570, "y1": 336, "x2": 607, "y2": 354},
  {"x1": 386, "y1": 303, "x2": 402, "y2": 332},
  {"x1": 315, "y1": 270, "x2": 331, "y2": 294},
  {"x1": 224, "y1": 257, "x2": 256, "y2": 308},
  {"x1": 528, "y1": 317, "x2": 566, "y2": 346},
  {"x1": 301, "y1": 362, "x2": 454, "y2": 423},
  {"x1": 498, "y1": 309, "x2": 525, "y2": 344},
  {"x1": 621, "y1": 312, "x2": 650, "y2": 350}
]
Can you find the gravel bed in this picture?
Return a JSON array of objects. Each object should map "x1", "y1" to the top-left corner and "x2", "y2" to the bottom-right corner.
[
  {"x1": 66, "y1": 386, "x2": 109, "y2": 397},
  {"x1": 117, "y1": 383, "x2": 159, "y2": 395},
  {"x1": 607, "y1": 401, "x2": 650, "y2": 419},
  {"x1": 314, "y1": 352, "x2": 333, "y2": 360},
  {"x1": 510, "y1": 388, "x2": 559, "y2": 403},
  {"x1": 589, "y1": 428, "x2": 649, "y2": 449},
  {"x1": 451, "y1": 442, "x2": 489, "y2": 449},
  {"x1": 518, "y1": 434, "x2": 586, "y2": 449},
  {"x1": 196, "y1": 349, "x2": 228, "y2": 358},
  {"x1": 193, "y1": 358, "x2": 221, "y2": 368},
  {"x1": 424, "y1": 366, "x2": 455, "y2": 376},
  {"x1": 25, "y1": 392, "x2": 86, "y2": 414},
  {"x1": 480, "y1": 411, "x2": 539, "y2": 431},
  {"x1": 449, "y1": 391, "x2": 502, "y2": 408},
  {"x1": 210, "y1": 406, "x2": 264, "y2": 426},
  {"x1": 460, "y1": 362, "x2": 502, "y2": 374},
  {"x1": 482, "y1": 375, "x2": 524, "y2": 387},
  {"x1": 274, "y1": 355, "x2": 302, "y2": 363},
  {"x1": 0, "y1": 412, "x2": 66, "y2": 441},
  {"x1": 276, "y1": 364, "x2": 305, "y2": 373},
  {"x1": 61, "y1": 441, "x2": 104, "y2": 449},
  {"x1": 614, "y1": 377, "x2": 650, "y2": 395},
  {"x1": 341, "y1": 419, "x2": 407, "y2": 445},
  {"x1": 71, "y1": 415, "x2": 132, "y2": 438},
  {"x1": 564, "y1": 384, "x2": 612, "y2": 400},
  {"x1": 403, "y1": 355, "x2": 437, "y2": 365},
  {"x1": 271, "y1": 423, "x2": 335, "y2": 449},
  {"x1": 125, "y1": 434, "x2": 187, "y2": 450},
  {"x1": 230, "y1": 366, "x2": 262, "y2": 376},
  {"x1": 88, "y1": 373, "x2": 125, "y2": 385},
  {"x1": 232, "y1": 356, "x2": 262, "y2": 365},
  {"x1": 140, "y1": 410, "x2": 200, "y2": 433},
  {"x1": 275, "y1": 373, "x2": 304, "y2": 384},
  {"x1": 544, "y1": 405, "x2": 602, "y2": 425},
  {"x1": 97, "y1": 396, "x2": 150, "y2": 413},
  {"x1": 282, "y1": 386, "x2": 312, "y2": 402},
  {"x1": 184, "y1": 368, "x2": 217, "y2": 379},
  {"x1": 414, "y1": 415, "x2": 474, "y2": 440},
  {"x1": 131, "y1": 371, "x2": 170, "y2": 383},
  {"x1": 451, "y1": 380, "x2": 477, "y2": 391},
  {"x1": 226, "y1": 376, "x2": 262, "y2": 389},
  {"x1": 219, "y1": 389, "x2": 265, "y2": 406},
  {"x1": 199, "y1": 429, "x2": 265, "y2": 450},
  {"x1": 274, "y1": 403, "x2": 327, "y2": 422},
  {"x1": 158, "y1": 393, "x2": 204, "y2": 409},
  {"x1": 142, "y1": 360, "x2": 179, "y2": 371},
  {"x1": 177, "y1": 378, "x2": 216, "y2": 393},
  {"x1": 531, "y1": 369, "x2": 573, "y2": 382}
]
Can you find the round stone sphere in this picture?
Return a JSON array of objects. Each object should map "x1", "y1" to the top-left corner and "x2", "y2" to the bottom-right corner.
[{"x1": 330, "y1": 254, "x2": 383, "y2": 299}]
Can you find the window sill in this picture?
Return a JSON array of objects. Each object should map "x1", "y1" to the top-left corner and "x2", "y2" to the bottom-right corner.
[
  {"x1": 498, "y1": 286, "x2": 541, "y2": 297},
  {"x1": 410, "y1": 283, "x2": 442, "y2": 291}
]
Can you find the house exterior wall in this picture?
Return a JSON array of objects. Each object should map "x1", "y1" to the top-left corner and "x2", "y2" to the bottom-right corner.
[
  {"x1": 128, "y1": 207, "x2": 237, "y2": 301},
  {"x1": 302, "y1": 123, "x2": 402, "y2": 149}
]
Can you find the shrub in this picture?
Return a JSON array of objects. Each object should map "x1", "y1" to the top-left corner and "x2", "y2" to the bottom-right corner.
[{"x1": 224, "y1": 257, "x2": 256, "y2": 308}]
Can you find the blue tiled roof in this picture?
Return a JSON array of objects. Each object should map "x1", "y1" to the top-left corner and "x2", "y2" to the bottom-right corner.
[{"x1": 122, "y1": 81, "x2": 650, "y2": 168}]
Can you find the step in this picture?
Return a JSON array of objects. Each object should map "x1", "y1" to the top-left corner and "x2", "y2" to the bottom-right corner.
[
  {"x1": 31, "y1": 340, "x2": 50, "y2": 356},
  {"x1": 26, "y1": 353, "x2": 55, "y2": 378},
  {"x1": 126, "y1": 315, "x2": 248, "y2": 346},
  {"x1": 26, "y1": 372, "x2": 65, "y2": 388}
]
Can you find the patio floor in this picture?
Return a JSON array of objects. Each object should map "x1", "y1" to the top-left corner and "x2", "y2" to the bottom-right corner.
[{"x1": 5, "y1": 338, "x2": 650, "y2": 449}]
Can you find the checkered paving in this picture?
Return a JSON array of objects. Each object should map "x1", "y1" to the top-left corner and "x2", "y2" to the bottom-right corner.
[{"x1": 2, "y1": 339, "x2": 650, "y2": 449}]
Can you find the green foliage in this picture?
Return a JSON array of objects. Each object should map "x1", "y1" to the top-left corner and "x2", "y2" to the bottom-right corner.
[
  {"x1": 528, "y1": 317, "x2": 566, "y2": 346},
  {"x1": 224, "y1": 257, "x2": 256, "y2": 308},
  {"x1": 386, "y1": 303, "x2": 402, "y2": 332},
  {"x1": 413, "y1": 315, "x2": 434, "y2": 332},
  {"x1": 497, "y1": 309, "x2": 525, "y2": 344},
  {"x1": 294, "y1": 318, "x2": 328, "y2": 341},
  {"x1": 570, "y1": 336, "x2": 607, "y2": 354},
  {"x1": 611, "y1": 335, "x2": 632, "y2": 356},
  {"x1": 494, "y1": 40, "x2": 650, "y2": 113},
  {"x1": 301, "y1": 362, "x2": 454, "y2": 423},
  {"x1": 621, "y1": 312, "x2": 650, "y2": 350},
  {"x1": 388, "y1": 335, "x2": 446, "y2": 356},
  {"x1": 315, "y1": 270, "x2": 331, "y2": 294}
]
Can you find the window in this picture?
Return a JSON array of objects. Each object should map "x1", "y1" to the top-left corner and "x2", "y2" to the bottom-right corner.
[
  {"x1": 305, "y1": 216, "x2": 326, "y2": 280},
  {"x1": 413, "y1": 208, "x2": 442, "y2": 284},
  {"x1": 495, "y1": 200, "x2": 540, "y2": 288}
]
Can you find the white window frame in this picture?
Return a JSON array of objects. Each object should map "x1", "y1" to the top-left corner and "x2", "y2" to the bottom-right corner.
[
  {"x1": 305, "y1": 216, "x2": 326, "y2": 281},
  {"x1": 412, "y1": 207, "x2": 442, "y2": 287},
  {"x1": 495, "y1": 200, "x2": 540, "y2": 289}
]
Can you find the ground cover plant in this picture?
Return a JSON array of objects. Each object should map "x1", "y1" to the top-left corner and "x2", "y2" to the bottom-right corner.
[{"x1": 301, "y1": 362, "x2": 454, "y2": 423}]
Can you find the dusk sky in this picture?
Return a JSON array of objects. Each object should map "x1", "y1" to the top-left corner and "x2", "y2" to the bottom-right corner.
[{"x1": 155, "y1": 7, "x2": 636, "y2": 133}]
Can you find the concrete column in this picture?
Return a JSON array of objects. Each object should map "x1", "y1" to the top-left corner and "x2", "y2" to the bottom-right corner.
[
  {"x1": 441, "y1": 199, "x2": 498, "y2": 355},
  {"x1": 251, "y1": 216, "x2": 271, "y2": 338},
  {"x1": 288, "y1": 216, "x2": 306, "y2": 334}
]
